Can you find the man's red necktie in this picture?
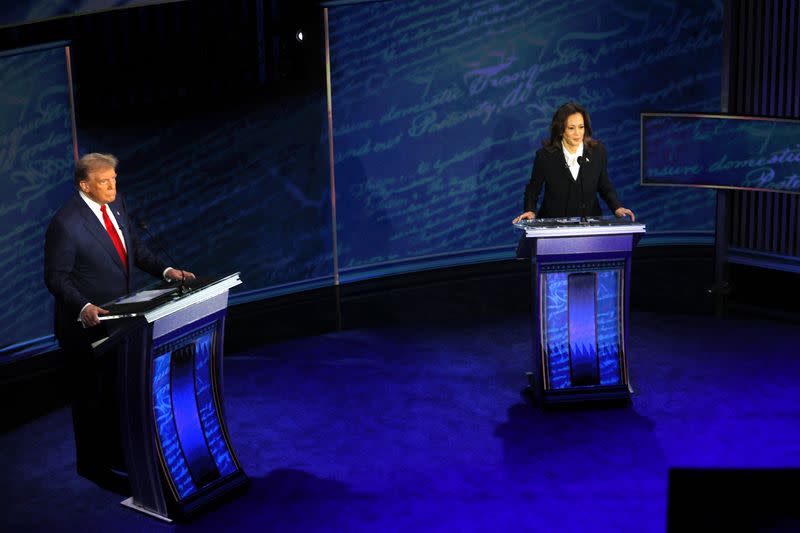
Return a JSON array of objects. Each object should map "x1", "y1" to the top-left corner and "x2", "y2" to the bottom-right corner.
[{"x1": 100, "y1": 204, "x2": 127, "y2": 271}]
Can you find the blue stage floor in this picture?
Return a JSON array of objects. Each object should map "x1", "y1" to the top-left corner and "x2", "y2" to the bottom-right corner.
[{"x1": 2, "y1": 311, "x2": 799, "y2": 532}]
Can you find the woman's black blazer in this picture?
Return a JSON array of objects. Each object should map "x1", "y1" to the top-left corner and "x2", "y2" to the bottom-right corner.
[{"x1": 523, "y1": 142, "x2": 623, "y2": 218}]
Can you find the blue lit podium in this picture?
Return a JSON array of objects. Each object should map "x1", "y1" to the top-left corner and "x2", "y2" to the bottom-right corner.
[
  {"x1": 515, "y1": 218, "x2": 646, "y2": 404},
  {"x1": 92, "y1": 273, "x2": 247, "y2": 521}
]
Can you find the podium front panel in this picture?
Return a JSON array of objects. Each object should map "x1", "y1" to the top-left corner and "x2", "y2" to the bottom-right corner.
[
  {"x1": 109, "y1": 274, "x2": 247, "y2": 522},
  {"x1": 150, "y1": 312, "x2": 245, "y2": 512},
  {"x1": 536, "y1": 234, "x2": 636, "y2": 256},
  {"x1": 539, "y1": 261, "x2": 625, "y2": 392},
  {"x1": 521, "y1": 223, "x2": 641, "y2": 404}
]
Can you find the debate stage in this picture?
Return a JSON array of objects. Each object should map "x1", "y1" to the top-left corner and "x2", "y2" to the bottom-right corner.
[{"x1": 2, "y1": 265, "x2": 799, "y2": 532}]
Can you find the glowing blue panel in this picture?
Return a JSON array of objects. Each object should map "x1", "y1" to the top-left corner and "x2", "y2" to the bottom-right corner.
[
  {"x1": 597, "y1": 270, "x2": 622, "y2": 386},
  {"x1": 153, "y1": 353, "x2": 196, "y2": 499},
  {"x1": 567, "y1": 273, "x2": 599, "y2": 386},
  {"x1": 544, "y1": 264, "x2": 624, "y2": 390},
  {"x1": 544, "y1": 272, "x2": 570, "y2": 389},
  {"x1": 171, "y1": 344, "x2": 219, "y2": 487},
  {"x1": 194, "y1": 333, "x2": 237, "y2": 477}
]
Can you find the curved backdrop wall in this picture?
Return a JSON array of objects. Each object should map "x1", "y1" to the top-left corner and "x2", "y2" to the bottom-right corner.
[
  {"x1": 0, "y1": 43, "x2": 75, "y2": 352},
  {"x1": 0, "y1": 1, "x2": 183, "y2": 29},
  {"x1": 1, "y1": 1, "x2": 726, "y2": 356},
  {"x1": 327, "y1": 0, "x2": 723, "y2": 281}
]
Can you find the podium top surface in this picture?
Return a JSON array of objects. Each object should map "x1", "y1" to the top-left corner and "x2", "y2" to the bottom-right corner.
[
  {"x1": 98, "y1": 272, "x2": 242, "y2": 323},
  {"x1": 514, "y1": 216, "x2": 646, "y2": 238}
]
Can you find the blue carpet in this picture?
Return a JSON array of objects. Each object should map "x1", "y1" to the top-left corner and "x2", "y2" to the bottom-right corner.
[{"x1": 1, "y1": 311, "x2": 799, "y2": 532}]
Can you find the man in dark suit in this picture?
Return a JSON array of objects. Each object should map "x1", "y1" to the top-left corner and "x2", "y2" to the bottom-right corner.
[{"x1": 44, "y1": 152, "x2": 194, "y2": 492}]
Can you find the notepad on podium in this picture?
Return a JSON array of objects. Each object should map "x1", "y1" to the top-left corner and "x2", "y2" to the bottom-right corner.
[{"x1": 515, "y1": 216, "x2": 646, "y2": 238}]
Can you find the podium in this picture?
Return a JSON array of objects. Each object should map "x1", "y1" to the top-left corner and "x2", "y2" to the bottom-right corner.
[
  {"x1": 92, "y1": 272, "x2": 247, "y2": 521},
  {"x1": 515, "y1": 218, "x2": 646, "y2": 404}
]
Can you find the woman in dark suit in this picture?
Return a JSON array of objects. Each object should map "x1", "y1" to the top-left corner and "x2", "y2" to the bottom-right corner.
[{"x1": 512, "y1": 102, "x2": 635, "y2": 223}]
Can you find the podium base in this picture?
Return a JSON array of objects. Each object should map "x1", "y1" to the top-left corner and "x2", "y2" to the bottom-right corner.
[
  {"x1": 542, "y1": 385, "x2": 632, "y2": 405},
  {"x1": 525, "y1": 373, "x2": 633, "y2": 405},
  {"x1": 120, "y1": 497, "x2": 173, "y2": 523}
]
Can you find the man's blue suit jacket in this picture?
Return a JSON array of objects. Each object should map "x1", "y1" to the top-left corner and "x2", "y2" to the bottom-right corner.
[{"x1": 44, "y1": 193, "x2": 167, "y2": 343}]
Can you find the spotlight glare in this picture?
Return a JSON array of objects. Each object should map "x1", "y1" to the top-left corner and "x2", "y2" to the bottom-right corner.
[{"x1": 296, "y1": 30, "x2": 304, "y2": 42}]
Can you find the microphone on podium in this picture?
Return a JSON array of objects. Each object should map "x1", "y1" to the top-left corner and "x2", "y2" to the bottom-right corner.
[
  {"x1": 576, "y1": 154, "x2": 591, "y2": 222},
  {"x1": 136, "y1": 220, "x2": 190, "y2": 295}
]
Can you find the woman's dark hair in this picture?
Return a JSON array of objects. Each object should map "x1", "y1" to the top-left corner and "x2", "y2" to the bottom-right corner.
[{"x1": 542, "y1": 101, "x2": 599, "y2": 151}]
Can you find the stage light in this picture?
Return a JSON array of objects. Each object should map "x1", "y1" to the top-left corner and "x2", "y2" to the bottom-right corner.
[{"x1": 296, "y1": 30, "x2": 304, "y2": 42}]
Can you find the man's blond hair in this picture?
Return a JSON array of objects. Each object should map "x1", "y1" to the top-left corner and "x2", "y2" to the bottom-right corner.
[{"x1": 74, "y1": 153, "x2": 118, "y2": 186}]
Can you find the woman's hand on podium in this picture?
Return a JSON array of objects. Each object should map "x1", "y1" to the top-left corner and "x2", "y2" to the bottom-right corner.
[
  {"x1": 614, "y1": 207, "x2": 636, "y2": 221},
  {"x1": 513, "y1": 211, "x2": 536, "y2": 224}
]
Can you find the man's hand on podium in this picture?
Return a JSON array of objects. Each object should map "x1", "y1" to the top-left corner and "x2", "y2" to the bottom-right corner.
[
  {"x1": 165, "y1": 268, "x2": 196, "y2": 282},
  {"x1": 81, "y1": 304, "x2": 109, "y2": 327}
]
